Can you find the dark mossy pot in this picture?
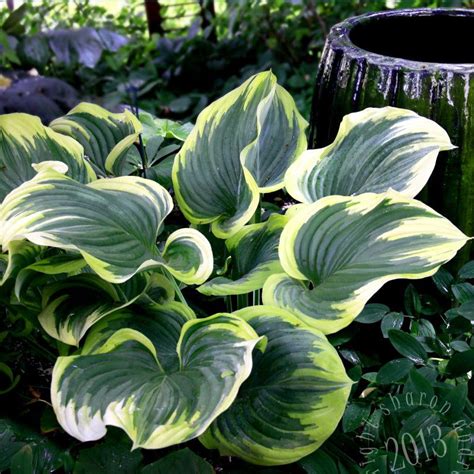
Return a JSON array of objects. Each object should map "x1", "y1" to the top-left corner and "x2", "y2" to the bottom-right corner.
[{"x1": 310, "y1": 8, "x2": 474, "y2": 263}]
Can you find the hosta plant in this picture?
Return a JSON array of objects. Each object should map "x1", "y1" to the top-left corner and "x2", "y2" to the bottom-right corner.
[{"x1": 0, "y1": 70, "x2": 470, "y2": 470}]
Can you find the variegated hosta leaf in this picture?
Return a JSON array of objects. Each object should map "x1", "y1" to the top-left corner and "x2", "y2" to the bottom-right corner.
[
  {"x1": 80, "y1": 302, "x2": 195, "y2": 357},
  {"x1": 104, "y1": 133, "x2": 142, "y2": 176},
  {"x1": 0, "y1": 113, "x2": 95, "y2": 201},
  {"x1": 0, "y1": 241, "x2": 42, "y2": 285},
  {"x1": 21, "y1": 252, "x2": 87, "y2": 276},
  {"x1": 263, "y1": 192, "x2": 469, "y2": 334},
  {"x1": 200, "y1": 306, "x2": 352, "y2": 465},
  {"x1": 0, "y1": 161, "x2": 173, "y2": 284},
  {"x1": 173, "y1": 71, "x2": 307, "y2": 238},
  {"x1": 50, "y1": 102, "x2": 142, "y2": 172},
  {"x1": 51, "y1": 311, "x2": 262, "y2": 449},
  {"x1": 38, "y1": 272, "x2": 150, "y2": 346},
  {"x1": 241, "y1": 82, "x2": 307, "y2": 192},
  {"x1": 198, "y1": 214, "x2": 287, "y2": 296},
  {"x1": 13, "y1": 251, "x2": 87, "y2": 307},
  {"x1": 285, "y1": 107, "x2": 454, "y2": 203},
  {"x1": 162, "y1": 229, "x2": 213, "y2": 285},
  {"x1": 1, "y1": 163, "x2": 213, "y2": 285},
  {"x1": 138, "y1": 272, "x2": 175, "y2": 305}
]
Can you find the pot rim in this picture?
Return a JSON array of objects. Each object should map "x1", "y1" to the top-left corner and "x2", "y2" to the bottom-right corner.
[{"x1": 329, "y1": 8, "x2": 474, "y2": 73}]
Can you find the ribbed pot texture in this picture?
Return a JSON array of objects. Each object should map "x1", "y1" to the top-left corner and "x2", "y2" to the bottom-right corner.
[{"x1": 310, "y1": 8, "x2": 474, "y2": 263}]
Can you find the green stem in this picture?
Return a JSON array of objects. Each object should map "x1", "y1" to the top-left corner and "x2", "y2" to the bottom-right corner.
[
  {"x1": 161, "y1": 267, "x2": 187, "y2": 305},
  {"x1": 251, "y1": 196, "x2": 262, "y2": 224},
  {"x1": 236, "y1": 294, "x2": 249, "y2": 310},
  {"x1": 252, "y1": 289, "x2": 261, "y2": 306},
  {"x1": 225, "y1": 296, "x2": 234, "y2": 313},
  {"x1": 25, "y1": 335, "x2": 56, "y2": 362}
]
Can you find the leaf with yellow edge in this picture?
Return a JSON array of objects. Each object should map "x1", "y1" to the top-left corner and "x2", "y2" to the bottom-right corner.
[
  {"x1": 285, "y1": 107, "x2": 454, "y2": 203},
  {"x1": 0, "y1": 113, "x2": 95, "y2": 200},
  {"x1": 51, "y1": 310, "x2": 262, "y2": 449},
  {"x1": 50, "y1": 102, "x2": 142, "y2": 173},
  {"x1": 173, "y1": 71, "x2": 306, "y2": 238},
  {"x1": 263, "y1": 192, "x2": 469, "y2": 334},
  {"x1": 0, "y1": 161, "x2": 212, "y2": 285}
]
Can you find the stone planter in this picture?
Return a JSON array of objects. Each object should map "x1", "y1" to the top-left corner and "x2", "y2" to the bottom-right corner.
[{"x1": 310, "y1": 8, "x2": 474, "y2": 262}]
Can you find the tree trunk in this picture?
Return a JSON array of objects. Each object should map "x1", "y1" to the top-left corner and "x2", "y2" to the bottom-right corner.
[
  {"x1": 199, "y1": 0, "x2": 217, "y2": 41},
  {"x1": 144, "y1": 0, "x2": 164, "y2": 36}
]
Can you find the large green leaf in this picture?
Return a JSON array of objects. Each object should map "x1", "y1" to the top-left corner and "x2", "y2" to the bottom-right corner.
[
  {"x1": 50, "y1": 102, "x2": 142, "y2": 173},
  {"x1": 0, "y1": 161, "x2": 212, "y2": 285},
  {"x1": 38, "y1": 273, "x2": 150, "y2": 346},
  {"x1": 73, "y1": 430, "x2": 142, "y2": 474},
  {"x1": 51, "y1": 310, "x2": 262, "y2": 449},
  {"x1": 0, "y1": 113, "x2": 95, "y2": 201},
  {"x1": 285, "y1": 107, "x2": 454, "y2": 203},
  {"x1": 173, "y1": 71, "x2": 306, "y2": 238},
  {"x1": 141, "y1": 448, "x2": 213, "y2": 474},
  {"x1": 263, "y1": 192, "x2": 469, "y2": 334},
  {"x1": 198, "y1": 214, "x2": 287, "y2": 296},
  {"x1": 200, "y1": 306, "x2": 352, "y2": 465},
  {"x1": 0, "y1": 418, "x2": 71, "y2": 473}
]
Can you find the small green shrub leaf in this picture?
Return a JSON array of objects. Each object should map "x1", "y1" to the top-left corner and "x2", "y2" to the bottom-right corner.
[
  {"x1": 388, "y1": 330, "x2": 427, "y2": 364},
  {"x1": 298, "y1": 449, "x2": 339, "y2": 474},
  {"x1": 457, "y1": 300, "x2": 474, "y2": 321},
  {"x1": 377, "y1": 358, "x2": 414, "y2": 384},
  {"x1": 437, "y1": 431, "x2": 461, "y2": 474},
  {"x1": 139, "y1": 111, "x2": 193, "y2": 143},
  {"x1": 381, "y1": 312, "x2": 404, "y2": 338},
  {"x1": 355, "y1": 303, "x2": 389, "y2": 324},
  {"x1": 452, "y1": 282, "x2": 474, "y2": 304},
  {"x1": 457, "y1": 260, "x2": 474, "y2": 280},
  {"x1": 342, "y1": 402, "x2": 371, "y2": 432},
  {"x1": 73, "y1": 431, "x2": 142, "y2": 474},
  {"x1": 446, "y1": 349, "x2": 474, "y2": 377},
  {"x1": 141, "y1": 448, "x2": 213, "y2": 474},
  {"x1": 432, "y1": 267, "x2": 454, "y2": 296}
]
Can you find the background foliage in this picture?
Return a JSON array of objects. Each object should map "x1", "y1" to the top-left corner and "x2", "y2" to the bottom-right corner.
[{"x1": 1, "y1": 0, "x2": 473, "y2": 121}]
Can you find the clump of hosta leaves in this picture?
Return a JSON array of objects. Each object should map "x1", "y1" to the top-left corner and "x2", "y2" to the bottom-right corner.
[{"x1": 0, "y1": 70, "x2": 471, "y2": 470}]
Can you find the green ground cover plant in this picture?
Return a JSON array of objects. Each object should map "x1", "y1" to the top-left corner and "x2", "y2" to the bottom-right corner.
[{"x1": 0, "y1": 70, "x2": 472, "y2": 472}]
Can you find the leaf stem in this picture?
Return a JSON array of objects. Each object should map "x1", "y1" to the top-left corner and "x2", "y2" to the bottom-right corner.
[
  {"x1": 225, "y1": 295, "x2": 234, "y2": 313},
  {"x1": 236, "y1": 294, "x2": 249, "y2": 310},
  {"x1": 128, "y1": 86, "x2": 148, "y2": 178},
  {"x1": 161, "y1": 267, "x2": 187, "y2": 305},
  {"x1": 25, "y1": 335, "x2": 56, "y2": 362},
  {"x1": 251, "y1": 196, "x2": 262, "y2": 224},
  {"x1": 252, "y1": 289, "x2": 261, "y2": 306}
]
